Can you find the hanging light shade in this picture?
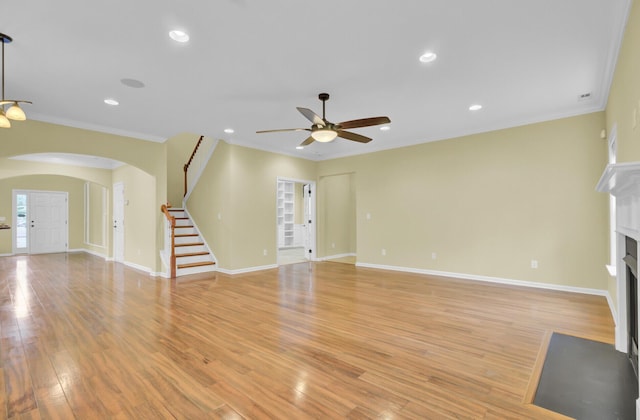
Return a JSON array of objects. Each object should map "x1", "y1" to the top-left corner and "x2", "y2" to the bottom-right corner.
[
  {"x1": 6, "y1": 102, "x2": 25, "y2": 120},
  {"x1": 0, "y1": 33, "x2": 31, "y2": 128},
  {"x1": 0, "y1": 108, "x2": 10, "y2": 128},
  {"x1": 311, "y1": 128, "x2": 338, "y2": 143}
]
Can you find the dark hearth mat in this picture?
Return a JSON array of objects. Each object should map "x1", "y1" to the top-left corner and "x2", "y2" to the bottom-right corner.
[{"x1": 534, "y1": 333, "x2": 637, "y2": 419}]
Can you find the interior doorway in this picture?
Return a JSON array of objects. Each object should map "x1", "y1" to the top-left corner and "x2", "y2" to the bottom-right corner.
[{"x1": 277, "y1": 177, "x2": 316, "y2": 265}]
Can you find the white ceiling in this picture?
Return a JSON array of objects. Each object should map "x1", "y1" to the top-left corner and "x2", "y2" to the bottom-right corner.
[{"x1": 0, "y1": 0, "x2": 631, "y2": 161}]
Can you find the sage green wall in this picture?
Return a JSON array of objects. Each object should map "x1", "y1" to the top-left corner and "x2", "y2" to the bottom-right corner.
[
  {"x1": 187, "y1": 141, "x2": 316, "y2": 271},
  {"x1": 0, "y1": 175, "x2": 85, "y2": 254},
  {"x1": 605, "y1": 0, "x2": 640, "y2": 306},
  {"x1": 0, "y1": 119, "x2": 168, "y2": 273},
  {"x1": 187, "y1": 141, "x2": 233, "y2": 268},
  {"x1": 87, "y1": 182, "x2": 108, "y2": 253},
  {"x1": 318, "y1": 112, "x2": 609, "y2": 290},
  {"x1": 113, "y1": 165, "x2": 157, "y2": 273},
  {"x1": 318, "y1": 173, "x2": 356, "y2": 257},
  {"x1": 294, "y1": 183, "x2": 304, "y2": 225},
  {"x1": 166, "y1": 133, "x2": 202, "y2": 208}
]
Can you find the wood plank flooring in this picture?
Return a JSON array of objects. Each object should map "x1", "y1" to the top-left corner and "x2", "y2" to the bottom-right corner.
[{"x1": 0, "y1": 253, "x2": 615, "y2": 419}]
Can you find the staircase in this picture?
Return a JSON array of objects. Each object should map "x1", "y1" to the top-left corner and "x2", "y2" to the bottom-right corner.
[{"x1": 168, "y1": 208, "x2": 216, "y2": 277}]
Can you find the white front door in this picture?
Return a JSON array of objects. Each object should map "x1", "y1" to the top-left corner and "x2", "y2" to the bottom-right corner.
[
  {"x1": 29, "y1": 192, "x2": 68, "y2": 254},
  {"x1": 113, "y1": 182, "x2": 125, "y2": 263}
]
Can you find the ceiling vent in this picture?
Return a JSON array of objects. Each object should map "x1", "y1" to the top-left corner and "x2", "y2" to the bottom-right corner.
[{"x1": 578, "y1": 92, "x2": 592, "y2": 102}]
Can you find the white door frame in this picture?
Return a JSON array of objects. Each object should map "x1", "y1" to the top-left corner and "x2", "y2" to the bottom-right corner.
[
  {"x1": 276, "y1": 177, "x2": 317, "y2": 262},
  {"x1": 113, "y1": 182, "x2": 125, "y2": 263}
]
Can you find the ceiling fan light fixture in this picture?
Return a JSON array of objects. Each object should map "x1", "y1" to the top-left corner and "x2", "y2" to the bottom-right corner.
[
  {"x1": 0, "y1": 33, "x2": 31, "y2": 126},
  {"x1": 0, "y1": 109, "x2": 10, "y2": 128},
  {"x1": 311, "y1": 128, "x2": 338, "y2": 143},
  {"x1": 6, "y1": 102, "x2": 25, "y2": 120}
]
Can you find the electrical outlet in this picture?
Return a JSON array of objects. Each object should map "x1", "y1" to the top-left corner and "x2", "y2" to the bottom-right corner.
[
  {"x1": 366, "y1": 212, "x2": 371, "y2": 220},
  {"x1": 531, "y1": 259, "x2": 538, "y2": 269},
  {"x1": 331, "y1": 242, "x2": 335, "y2": 249},
  {"x1": 381, "y1": 248, "x2": 386, "y2": 256},
  {"x1": 263, "y1": 249, "x2": 268, "y2": 256},
  {"x1": 432, "y1": 252, "x2": 437, "y2": 260}
]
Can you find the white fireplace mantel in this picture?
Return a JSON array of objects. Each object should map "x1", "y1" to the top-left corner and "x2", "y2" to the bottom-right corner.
[
  {"x1": 598, "y1": 162, "x2": 640, "y2": 241},
  {"x1": 597, "y1": 162, "x2": 640, "y2": 198}
]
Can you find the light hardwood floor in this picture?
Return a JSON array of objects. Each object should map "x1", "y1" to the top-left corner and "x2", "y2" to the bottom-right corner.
[{"x1": 0, "y1": 253, "x2": 614, "y2": 419}]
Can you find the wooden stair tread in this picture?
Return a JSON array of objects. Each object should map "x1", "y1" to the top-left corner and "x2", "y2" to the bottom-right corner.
[
  {"x1": 176, "y1": 233, "x2": 199, "y2": 237},
  {"x1": 175, "y1": 217, "x2": 189, "y2": 220},
  {"x1": 177, "y1": 261, "x2": 216, "y2": 269},
  {"x1": 176, "y1": 251, "x2": 210, "y2": 258},
  {"x1": 175, "y1": 225, "x2": 194, "y2": 229},
  {"x1": 175, "y1": 242, "x2": 204, "y2": 247},
  {"x1": 168, "y1": 208, "x2": 184, "y2": 212}
]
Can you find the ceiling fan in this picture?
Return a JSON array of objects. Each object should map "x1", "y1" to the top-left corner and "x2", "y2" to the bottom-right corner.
[{"x1": 257, "y1": 93, "x2": 390, "y2": 147}]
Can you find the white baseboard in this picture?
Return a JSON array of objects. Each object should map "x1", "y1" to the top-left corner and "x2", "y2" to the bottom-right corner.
[
  {"x1": 356, "y1": 262, "x2": 612, "y2": 298},
  {"x1": 121, "y1": 260, "x2": 153, "y2": 275},
  {"x1": 217, "y1": 264, "x2": 278, "y2": 275},
  {"x1": 0, "y1": 253, "x2": 14, "y2": 257},
  {"x1": 320, "y1": 253, "x2": 356, "y2": 261},
  {"x1": 73, "y1": 248, "x2": 108, "y2": 260}
]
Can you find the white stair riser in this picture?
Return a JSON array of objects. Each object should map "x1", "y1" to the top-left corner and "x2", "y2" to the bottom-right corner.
[
  {"x1": 176, "y1": 255, "x2": 214, "y2": 265},
  {"x1": 174, "y1": 244, "x2": 207, "y2": 254},
  {"x1": 177, "y1": 265, "x2": 216, "y2": 276},
  {"x1": 175, "y1": 236, "x2": 201, "y2": 245},
  {"x1": 169, "y1": 211, "x2": 217, "y2": 277},
  {"x1": 174, "y1": 227, "x2": 197, "y2": 235}
]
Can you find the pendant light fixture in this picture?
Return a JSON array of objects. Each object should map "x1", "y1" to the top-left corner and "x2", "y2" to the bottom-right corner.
[{"x1": 0, "y1": 33, "x2": 31, "y2": 128}]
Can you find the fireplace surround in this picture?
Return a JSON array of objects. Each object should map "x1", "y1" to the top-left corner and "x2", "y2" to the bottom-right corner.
[{"x1": 597, "y1": 161, "x2": 640, "y2": 415}]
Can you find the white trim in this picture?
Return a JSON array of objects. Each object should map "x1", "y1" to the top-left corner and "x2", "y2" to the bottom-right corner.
[
  {"x1": 217, "y1": 264, "x2": 278, "y2": 275},
  {"x1": 29, "y1": 113, "x2": 166, "y2": 143},
  {"x1": 356, "y1": 262, "x2": 611, "y2": 297},
  {"x1": 72, "y1": 248, "x2": 108, "y2": 259},
  {"x1": 607, "y1": 292, "x2": 618, "y2": 327},
  {"x1": 0, "y1": 253, "x2": 14, "y2": 257},
  {"x1": 320, "y1": 253, "x2": 356, "y2": 261},
  {"x1": 183, "y1": 208, "x2": 218, "y2": 268},
  {"x1": 606, "y1": 264, "x2": 617, "y2": 277},
  {"x1": 598, "y1": 0, "x2": 633, "y2": 112},
  {"x1": 121, "y1": 260, "x2": 153, "y2": 275}
]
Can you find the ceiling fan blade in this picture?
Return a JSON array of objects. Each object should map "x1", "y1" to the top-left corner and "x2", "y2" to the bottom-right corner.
[
  {"x1": 256, "y1": 128, "x2": 310, "y2": 134},
  {"x1": 337, "y1": 116, "x2": 390, "y2": 130},
  {"x1": 297, "y1": 107, "x2": 325, "y2": 126},
  {"x1": 300, "y1": 136, "x2": 315, "y2": 146},
  {"x1": 337, "y1": 130, "x2": 372, "y2": 143}
]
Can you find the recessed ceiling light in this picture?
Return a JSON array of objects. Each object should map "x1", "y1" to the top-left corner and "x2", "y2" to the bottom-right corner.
[
  {"x1": 296, "y1": 146, "x2": 304, "y2": 150},
  {"x1": 469, "y1": 104, "x2": 483, "y2": 111},
  {"x1": 121, "y1": 78, "x2": 145, "y2": 89},
  {"x1": 104, "y1": 98, "x2": 119, "y2": 106},
  {"x1": 224, "y1": 128, "x2": 234, "y2": 134},
  {"x1": 169, "y1": 30, "x2": 190, "y2": 43},
  {"x1": 380, "y1": 126, "x2": 391, "y2": 131},
  {"x1": 419, "y1": 51, "x2": 437, "y2": 63}
]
